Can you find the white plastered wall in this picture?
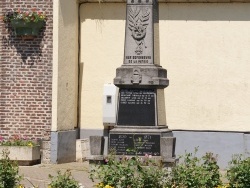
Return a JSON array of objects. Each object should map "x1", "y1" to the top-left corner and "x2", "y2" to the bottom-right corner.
[
  {"x1": 52, "y1": 0, "x2": 79, "y2": 131},
  {"x1": 162, "y1": 3, "x2": 250, "y2": 131},
  {"x1": 79, "y1": 3, "x2": 126, "y2": 131},
  {"x1": 79, "y1": 3, "x2": 250, "y2": 132}
]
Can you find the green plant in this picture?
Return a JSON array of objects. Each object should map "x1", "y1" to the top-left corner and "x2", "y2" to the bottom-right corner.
[
  {"x1": 0, "y1": 149, "x2": 22, "y2": 188},
  {"x1": 3, "y1": 8, "x2": 46, "y2": 23},
  {"x1": 49, "y1": 170, "x2": 80, "y2": 188},
  {"x1": 226, "y1": 155, "x2": 250, "y2": 188},
  {"x1": 90, "y1": 154, "x2": 170, "y2": 188},
  {"x1": 169, "y1": 148, "x2": 222, "y2": 188},
  {"x1": 0, "y1": 135, "x2": 38, "y2": 147}
]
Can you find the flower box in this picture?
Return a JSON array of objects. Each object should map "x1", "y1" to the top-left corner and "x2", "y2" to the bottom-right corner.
[
  {"x1": 0, "y1": 146, "x2": 41, "y2": 166},
  {"x1": 10, "y1": 20, "x2": 44, "y2": 37}
]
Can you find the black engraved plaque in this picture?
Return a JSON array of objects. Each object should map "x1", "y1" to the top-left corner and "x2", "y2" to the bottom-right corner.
[
  {"x1": 117, "y1": 89, "x2": 156, "y2": 126},
  {"x1": 109, "y1": 133, "x2": 160, "y2": 156}
]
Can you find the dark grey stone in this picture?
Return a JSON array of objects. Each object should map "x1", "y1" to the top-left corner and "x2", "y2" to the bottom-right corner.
[
  {"x1": 89, "y1": 136, "x2": 104, "y2": 155},
  {"x1": 117, "y1": 89, "x2": 156, "y2": 126},
  {"x1": 80, "y1": 128, "x2": 109, "y2": 155},
  {"x1": 109, "y1": 126, "x2": 175, "y2": 158},
  {"x1": 50, "y1": 130, "x2": 76, "y2": 164},
  {"x1": 160, "y1": 137, "x2": 176, "y2": 158},
  {"x1": 81, "y1": 129, "x2": 250, "y2": 168},
  {"x1": 110, "y1": 133, "x2": 161, "y2": 156},
  {"x1": 244, "y1": 133, "x2": 250, "y2": 157},
  {"x1": 173, "y1": 131, "x2": 247, "y2": 169}
]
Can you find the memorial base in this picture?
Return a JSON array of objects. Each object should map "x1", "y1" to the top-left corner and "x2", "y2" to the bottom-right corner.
[{"x1": 109, "y1": 126, "x2": 177, "y2": 166}]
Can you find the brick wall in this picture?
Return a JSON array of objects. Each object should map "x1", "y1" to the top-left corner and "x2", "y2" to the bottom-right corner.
[{"x1": 0, "y1": 0, "x2": 53, "y2": 140}]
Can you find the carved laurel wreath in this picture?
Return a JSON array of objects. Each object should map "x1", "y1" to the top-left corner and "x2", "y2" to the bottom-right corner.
[{"x1": 128, "y1": 7, "x2": 150, "y2": 41}]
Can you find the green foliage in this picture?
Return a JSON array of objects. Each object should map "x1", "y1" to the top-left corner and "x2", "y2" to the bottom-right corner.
[
  {"x1": 90, "y1": 155, "x2": 169, "y2": 188},
  {"x1": 169, "y1": 148, "x2": 222, "y2": 188},
  {"x1": 90, "y1": 146, "x2": 224, "y2": 188},
  {"x1": 49, "y1": 170, "x2": 80, "y2": 188},
  {"x1": 226, "y1": 155, "x2": 250, "y2": 188},
  {"x1": 0, "y1": 149, "x2": 22, "y2": 188}
]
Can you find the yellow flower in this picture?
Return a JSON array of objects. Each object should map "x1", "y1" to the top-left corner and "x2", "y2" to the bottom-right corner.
[
  {"x1": 104, "y1": 185, "x2": 114, "y2": 188},
  {"x1": 95, "y1": 182, "x2": 104, "y2": 188},
  {"x1": 18, "y1": 185, "x2": 25, "y2": 188},
  {"x1": 27, "y1": 142, "x2": 33, "y2": 147},
  {"x1": 216, "y1": 185, "x2": 230, "y2": 188}
]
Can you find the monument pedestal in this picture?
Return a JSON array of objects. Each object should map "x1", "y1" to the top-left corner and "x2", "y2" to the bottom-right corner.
[{"x1": 109, "y1": 126, "x2": 176, "y2": 166}]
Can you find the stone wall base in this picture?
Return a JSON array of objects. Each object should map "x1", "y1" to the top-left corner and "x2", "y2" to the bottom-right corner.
[
  {"x1": 41, "y1": 141, "x2": 51, "y2": 164},
  {"x1": 50, "y1": 130, "x2": 77, "y2": 164}
]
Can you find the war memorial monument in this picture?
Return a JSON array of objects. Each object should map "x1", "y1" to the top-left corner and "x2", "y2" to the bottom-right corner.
[
  {"x1": 108, "y1": 0, "x2": 176, "y2": 164},
  {"x1": 88, "y1": 0, "x2": 176, "y2": 165}
]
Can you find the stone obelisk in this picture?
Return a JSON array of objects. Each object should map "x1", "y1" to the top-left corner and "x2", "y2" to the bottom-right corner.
[{"x1": 110, "y1": 0, "x2": 176, "y2": 164}]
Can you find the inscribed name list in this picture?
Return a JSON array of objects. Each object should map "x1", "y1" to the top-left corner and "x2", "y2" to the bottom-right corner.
[{"x1": 117, "y1": 89, "x2": 156, "y2": 126}]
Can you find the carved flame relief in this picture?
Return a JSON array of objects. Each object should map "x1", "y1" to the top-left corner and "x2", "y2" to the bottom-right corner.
[{"x1": 128, "y1": 7, "x2": 150, "y2": 55}]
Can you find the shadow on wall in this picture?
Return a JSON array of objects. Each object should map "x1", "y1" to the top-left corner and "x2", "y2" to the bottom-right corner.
[
  {"x1": 80, "y1": 3, "x2": 250, "y2": 21},
  {"x1": 2, "y1": 22, "x2": 45, "y2": 67},
  {"x1": 159, "y1": 3, "x2": 250, "y2": 21},
  {"x1": 160, "y1": 3, "x2": 250, "y2": 21}
]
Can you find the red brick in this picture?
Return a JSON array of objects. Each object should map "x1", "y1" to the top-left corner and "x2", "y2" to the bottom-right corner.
[{"x1": 0, "y1": 0, "x2": 53, "y2": 140}]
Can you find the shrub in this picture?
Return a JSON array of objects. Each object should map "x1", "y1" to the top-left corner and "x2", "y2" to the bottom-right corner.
[
  {"x1": 0, "y1": 149, "x2": 22, "y2": 188},
  {"x1": 169, "y1": 148, "x2": 222, "y2": 188},
  {"x1": 226, "y1": 155, "x2": 250, "y2": 188},
  {"x1": 90, "y1": 148, "x2": 224, "y2": 188},
  {"x1": 49, "y1": 170, "x2": 80, "y2": 188},
  {"x1": 90, "y1": 154, "x2": 170, "y2": 188}
]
